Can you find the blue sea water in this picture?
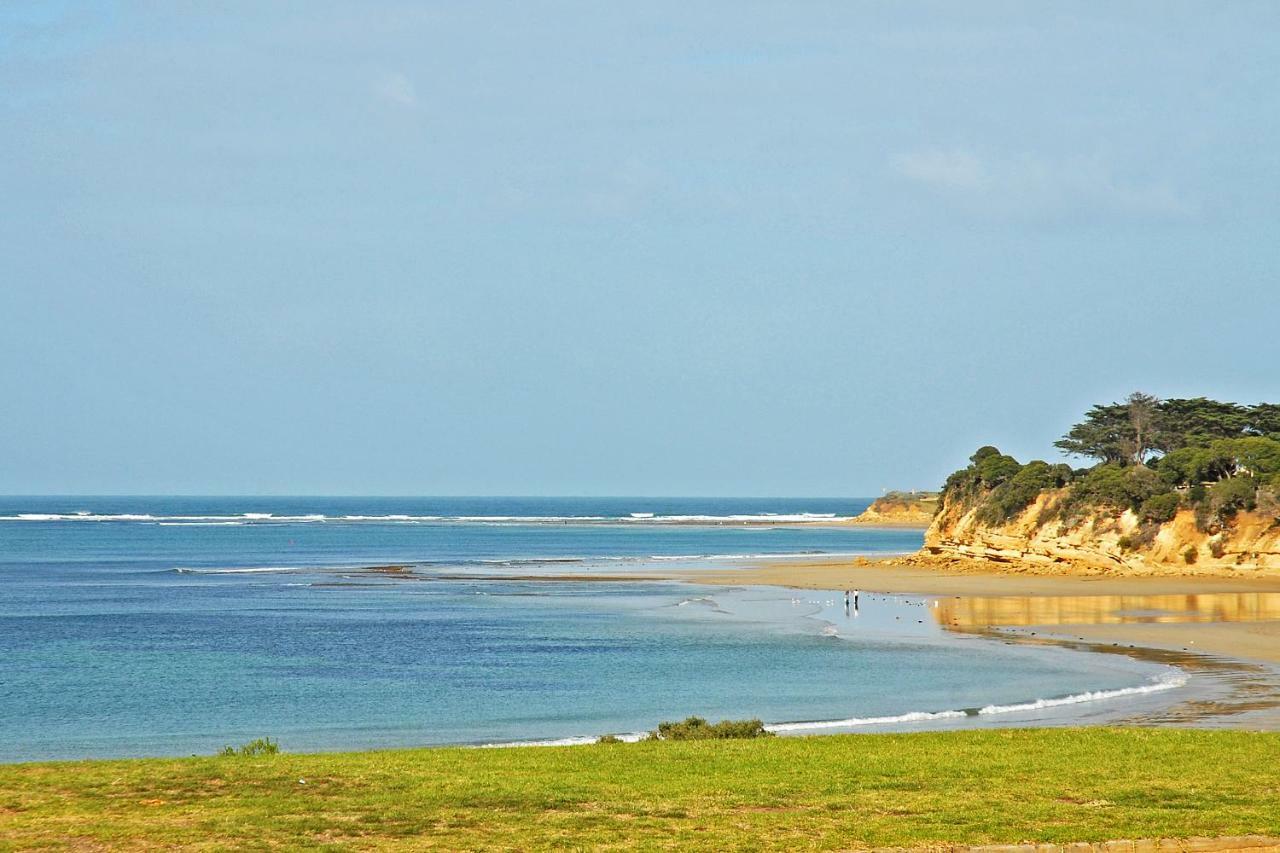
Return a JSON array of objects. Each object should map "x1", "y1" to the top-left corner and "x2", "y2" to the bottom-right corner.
[{"x1": 0, "y1": 497, "x2": 1178, "y2": 762}]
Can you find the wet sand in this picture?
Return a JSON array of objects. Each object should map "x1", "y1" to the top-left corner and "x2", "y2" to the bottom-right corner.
[
  {"x1": 1020, "y1": 621, "x2": 1280, "y2": 666},
  {"x1": 676, "y1": 556, "x2": 1280, "y2": 666},
  {"x1": 320, "y1": 554, "x2": 1280, "y2": 727},
  {"x1": 681, "y1": 556, "x2": 1280, "y2": 596}
]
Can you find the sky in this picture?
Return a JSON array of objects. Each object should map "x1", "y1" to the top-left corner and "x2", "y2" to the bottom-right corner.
[{"x1": 2, "y1": 2, "x2": 1278, "y2": 496}]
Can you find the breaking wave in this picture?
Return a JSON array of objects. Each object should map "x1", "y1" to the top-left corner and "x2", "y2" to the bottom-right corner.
[
  {"x1": 475, "y1": 670, "x2": 1187, "y2": 747},
  {"x1": 769, "y1": 671, "x2": 1187, "y2": 733},
  {"x1": 0, "y1": 512, "x2": 845, "y2": 525}
]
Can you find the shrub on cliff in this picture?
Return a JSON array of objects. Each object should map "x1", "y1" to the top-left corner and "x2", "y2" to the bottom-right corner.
[
  {"x1": 975, "y1": 460, "x2": 1073, "y2": 525},
  {"x1": 1154, "y1": 446, "x2": 1233, "y2": 488},
  {"x1": 1139, "y1": 492, "x2": 1182, "y2": 524},
  {"x1": 1157, "y1": 437, "x2": 1280, "y2": 488},
  {"x1": 941, "y1": 447, "x2": 1017, "y2": 512},
  {"x1": 977, "y1": 452, "x2": 1022, "y2": 487},
  {"x1": 1209, "y1": 476, "x2": 1258, "y2": 518},
  {"x1": 1067, "y1": 464, "x2": 1165, "y2": 513},
  {"x1": 1216, "y1": 436, "x2": 1280, "y2": 477},
  {"x1": 936, "y1": 397, "x2": 1280, "y2": 537}
]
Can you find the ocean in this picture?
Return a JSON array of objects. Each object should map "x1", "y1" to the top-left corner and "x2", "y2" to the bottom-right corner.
[{"x1": 0, "y1": 496, "x2": 1181, "y2": 761}]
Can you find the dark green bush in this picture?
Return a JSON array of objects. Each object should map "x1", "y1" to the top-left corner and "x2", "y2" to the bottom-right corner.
[
  {"x1": 936, "y1": 402, "x2": 1280, "y2": 538},
  {"x1": 1215, "y1": 437, "x2": 1280, "y2": 477},
  {"x1": 651, "y1": 717, "x2": 773, "y2": 741},
  {"x1": 941, "y1": 447, "x2": 1023, "y2": 514},
  {"x1": 596, "y1": 734, "x2": 623, "y2": 745},
  {"x1": 975, "y1": 460, "x2": 1073, "y2": 525},
  {"x1": 970, "y1": 446, "x2": 1002, "y2": 465},
  {"x1": 977, "y1": 453, "x2": 1023, "y2": 487},
  {"x1": 1155, "y1": 437, "x2": 1280, "y2": 489},
  {"x1": 1157, "y1": 446, "x2": 1229, "y2": 488},
  {"x1": 1139, "y1": 492, "x2": 1181, "y2": 524},
  {"x1": 1183, "y1": 546, "x2": 1198, "y2": 565},
  {"x1": 1067, "y1": 464, "x2": 1164, "y2": 513},
  {"x1": 1209, "y1": 476, "x2": 1258, "y2": 518},
  {"x1": 217, "y1": 737, "x2": 279, "y2": 757}
]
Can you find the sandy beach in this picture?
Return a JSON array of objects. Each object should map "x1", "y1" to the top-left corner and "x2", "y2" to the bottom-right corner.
[{"x1": 675, "y1": 555, "x2": 1280, "y2": 666}]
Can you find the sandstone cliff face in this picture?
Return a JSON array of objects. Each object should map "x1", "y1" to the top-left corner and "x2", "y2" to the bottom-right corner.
[
  {"x1": 924, "y1": 488, "x2": 1280, "y2": 575},
  {"x1": 851, "y1": 493, "x2": 938, "y2": 527}
]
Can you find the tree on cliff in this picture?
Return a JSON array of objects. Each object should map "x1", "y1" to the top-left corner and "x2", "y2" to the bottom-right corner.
[
  {"x1": 1054, "y1": 392, "x2": 1159, "y2": 465},
  {"x1": 1055, "y1": 394, "x2": 1257, "y2": 465},
  {"x1": 1153, "y1": 398, "x2": 1249, "y2": 450},
  {"x1": 1248, "y1": 403, "x2": 1280, "y2": 439},
  {"x1": 949, "y1": 394, "x2": 1280, "y2": 541}
]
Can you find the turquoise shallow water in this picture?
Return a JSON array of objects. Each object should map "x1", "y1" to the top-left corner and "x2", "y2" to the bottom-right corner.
[{"x1": 0, "y1": 497, "x2": 1178, "y2": 761}]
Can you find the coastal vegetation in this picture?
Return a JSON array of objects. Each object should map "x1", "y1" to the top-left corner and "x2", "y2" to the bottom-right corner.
[
  {"x1": 939, "y1": 395, "x2": 1280, "y2": 557},
  {"x1": 650, "y1": 716, "x2": 773, "y2": 740},
  {"x1": 850, "y1": 490, "x2": 939, "y2": 526},
  {"x1": 2, "y1": 729, "x2": 1278, "y2": 849},
  {"x1": 216, "y1": 737, "x2": 279, "y2": 758}
]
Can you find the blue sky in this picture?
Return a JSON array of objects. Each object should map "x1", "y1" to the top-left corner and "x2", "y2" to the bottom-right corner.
[{"x1": 2, "y1": 2, "x2": 1278, "y2": 496}]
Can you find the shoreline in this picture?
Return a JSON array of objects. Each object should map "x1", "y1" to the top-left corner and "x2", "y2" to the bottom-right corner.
[
  {"x1": 657, "y1": 553, "x2": 1280, "y2": 730},
  {"x1": 313, "y1": 551, "x2": 1280, "y2": 716},
  {"x1": 375, "y1": 554, "x2": 1280, "y2": 739},
  {"x1": 670, "y1": 554, "x2": 1280, "y2": 666},
  {"x1": 15, "y1": 547, "x2": 1280, "y2": 762}
]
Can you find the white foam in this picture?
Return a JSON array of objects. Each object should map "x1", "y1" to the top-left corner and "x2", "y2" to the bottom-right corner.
[
  {"x1": 977, "y1": 672, "x2": 1188, "y2": 715},
  {"x1": 767, "y1": 709, "x2": 969, "y2": 732},
  {"x1": 453, "y1": 516, "x2": 610, "y2": 522},
  {"x1": 632, "y1": 513, "x2": 838, "y2": 523},
  {"x1": 174, "y1": 566, "x2": 308, "y2": 574},
  {"x1": 477, "y1": 731, "x2": 648, "y2": 748},
  {"x1": 6, "y1": 513, "x2": 159, "y2": 522},
  {"x1": 474, "y1": 670, "x2": 1188, "y2": 745},
  {"x1": 158, "y1": 521, "x2": 245, "y2": 527},
  {"x1": 0, "y1": 510, "x2": 850, "y2": 526},
  {"x1": 756, "y1": 671, "x2": 1187, "y2": 735}
]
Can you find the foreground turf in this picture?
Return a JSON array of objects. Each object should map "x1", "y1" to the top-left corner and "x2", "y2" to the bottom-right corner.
[{"x1": 2, "y1": 729, "x2": 1278, "y2": 850}]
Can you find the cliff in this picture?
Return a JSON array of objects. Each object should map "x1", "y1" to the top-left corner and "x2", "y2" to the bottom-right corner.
[
  {"x1": 924, "y1": 488, "x2": 1280, "y2": 575},
  {"x1": 850, "y1": 492, "x2": 939, "y2": 528}
]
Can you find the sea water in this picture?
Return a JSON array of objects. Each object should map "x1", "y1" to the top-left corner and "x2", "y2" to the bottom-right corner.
[{"x1": 0, "y1": 497, "x2": 1179, "y2": 761}]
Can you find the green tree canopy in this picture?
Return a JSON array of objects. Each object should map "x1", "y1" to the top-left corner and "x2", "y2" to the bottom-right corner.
[
  {"x1": 1153, "y1": 398, "x2": 1249, "y2": 451},
  {"x1": 1248, "y1": 403, "x2": 1280, "y2": 438},
  {"x1": 1053, "y1": 402, "x2": 1134, "y2": 465},
  {"x1": 1055, "y1": 393, "x2": 1263, "y2": 464},
  {"x1": 943, "y1": 395, "x2": 1280, "y2": 538}
]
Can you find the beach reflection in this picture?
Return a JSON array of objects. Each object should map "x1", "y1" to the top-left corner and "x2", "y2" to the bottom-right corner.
[{"x1": 935, "y1": 592, "x2": 1280, "y2": 631}]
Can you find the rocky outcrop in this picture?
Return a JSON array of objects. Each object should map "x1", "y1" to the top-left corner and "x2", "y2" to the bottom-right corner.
[
  {"x1": 925, "y1": 488, "x2": 1280, "y2": 575},
  {"x1": 851, "y1": 492, "x2": 939, "y2": 527}
]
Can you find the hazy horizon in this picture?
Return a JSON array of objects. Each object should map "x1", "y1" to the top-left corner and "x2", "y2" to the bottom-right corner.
[{"x1": 4, "y1": 3, "x2": 1278, "y2": 496}]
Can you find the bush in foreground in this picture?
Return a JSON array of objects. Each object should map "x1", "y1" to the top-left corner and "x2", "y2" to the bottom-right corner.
[
  {"x1": 217, "y1": 737, "x2": 279, "y2": 757},
  {"x1": 651, "y1": 716, "x2": 773, "y2": 740}
]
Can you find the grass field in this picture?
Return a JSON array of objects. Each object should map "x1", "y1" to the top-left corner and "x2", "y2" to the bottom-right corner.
[{"x1": 2, "y1": 729, "x2": 1278, "y2": 850}]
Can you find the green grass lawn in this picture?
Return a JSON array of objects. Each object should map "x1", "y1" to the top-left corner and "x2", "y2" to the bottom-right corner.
[{"x1": 2, "y1": 729, "x2": 1278, "y2": 850}]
